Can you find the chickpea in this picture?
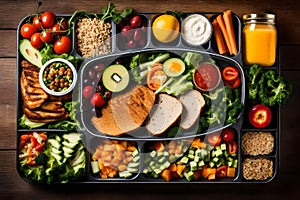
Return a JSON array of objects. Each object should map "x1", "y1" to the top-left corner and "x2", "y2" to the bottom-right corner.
[
  {"x1": 60, "y1": 78, "x2": 65, "y2": 83},
  {"x1": 64, "y1": 82, "x2": 69, "y2": 87},
  {"x1": 67, "y1": 71, "x2": 72, "y2": 76}
]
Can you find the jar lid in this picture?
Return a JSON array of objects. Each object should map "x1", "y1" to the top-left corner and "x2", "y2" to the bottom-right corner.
[{"x1": 243, "y1": 13, "x2": 276, "y2": 24}]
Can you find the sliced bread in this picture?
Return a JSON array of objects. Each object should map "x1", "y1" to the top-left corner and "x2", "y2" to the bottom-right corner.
[
  {"x1": 179, "y1": 89, "x2": 205, "y2": 129},
  {"x1": 146, "y1": 93, "x2": 182, "y2": 135}
]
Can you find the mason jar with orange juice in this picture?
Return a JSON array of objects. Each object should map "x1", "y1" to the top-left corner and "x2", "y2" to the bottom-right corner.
[{"x1": 242, "y1": 14, "x2": 277, "y2": 67}]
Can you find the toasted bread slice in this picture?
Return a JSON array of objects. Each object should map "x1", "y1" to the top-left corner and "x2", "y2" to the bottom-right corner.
[
  {"x1": 179, "y1": 90, "x2": 205, "y2": 129},
  {"x1": 91, "y1": 85, "x2": 155, "y2": 136},
  {"x1": 146, "y1": 94, "x2": 182, "y2": 135}
]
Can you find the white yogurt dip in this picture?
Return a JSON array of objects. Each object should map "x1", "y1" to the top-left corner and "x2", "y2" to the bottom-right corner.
[{"x1": 181, "y1": 14, "x2": 212, "y2": 45}]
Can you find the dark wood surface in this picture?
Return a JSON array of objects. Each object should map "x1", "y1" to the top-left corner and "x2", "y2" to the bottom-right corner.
[{"x1": 1, "y1": 0, "x2": 299, "y2": 199}]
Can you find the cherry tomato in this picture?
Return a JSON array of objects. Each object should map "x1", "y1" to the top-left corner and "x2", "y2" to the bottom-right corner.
[
  {"x1": 216, "y1": 166, "x2": 228, "y2": 178},
  {"x1": 30, "y1": 32, "x2": 44, "y2": 49},
  {"x1": 225, "y1": 76, "x2": 241, "y2": 89},
  {"x1": 51, "y1": 19, "x2": 68, "y2": 36},
  {"x1": 33, "y1": 16, "x2": 42, "y2": 30},
  {"x1": 40, "y1": 11, "x2": 56, "y2": 28},
  {"x1": 227, "y1": 141, "x2": 237, "y2": 154},
  {"x1": 93, "y1": 64, "x2": 105, "y2": 72},
  {"x1": 130, "y1": 15, "x2": 142, "y2": 28},
  {"x1": 20, "y1": 23, "x2": 37, "y2": 39},
  {"x1": 222, "y1": 66, "x2": 239, "y2": 81},
  {"x1": 90, "y1": 93, "x2": 106, "y2": 107},
  {"x1": 82, "y1": 85, "x2": 94, "y2": 99},
  {"x1": 207, "y1": 132, "x2": 222, "y2": 146},
  {"x1": 40, "y1": 30, "x2": 54, "y2": 43},
  {"x1": 147, "y1": 64, "x2": 166, "y2": 90},
  {"x1": 127, "y1": 40, "x2": 137, "y2": 48},
  {"x1": 104, "y1": 91, "x2": 112, "y2": 99},
  {"x1": 121, "y1": 25, "x2": 133, "y2": 38},
  {"x1": 53, "y1": 36, "x2": 72, "y2": 54},
  {"x1": 248, "y1": 104, "x2": 272, "y2": 128},
  {"x1": 133, "y1": 29, "x2": 142, "y2": 41},
  {"x1": 221, "y1": 127, "x2": 235, "y2": 143}
]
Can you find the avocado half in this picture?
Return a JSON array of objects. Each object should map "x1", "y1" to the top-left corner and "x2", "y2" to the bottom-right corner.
[
  {"x1": 19, "y1": 39, "x2": 43, "y2": 68},
  {"x1": 102, "y1": 64, "x2": 129, "y2": 92}
]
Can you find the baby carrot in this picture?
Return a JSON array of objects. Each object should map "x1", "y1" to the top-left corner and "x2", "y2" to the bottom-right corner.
[
  {"x1": 212, "y1": 19, "x2": 227, "y2": 54},
  {"x1": 223, "y1": 10, "x2": 238, "y2": 55},
  {"x1": 216, "y1": 15, "x2": 233, "y2": 55}
]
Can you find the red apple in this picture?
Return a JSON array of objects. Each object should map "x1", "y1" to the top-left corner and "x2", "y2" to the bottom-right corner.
[{"x1": 248, "y1": 104, "x2": 272, "y2": 128}]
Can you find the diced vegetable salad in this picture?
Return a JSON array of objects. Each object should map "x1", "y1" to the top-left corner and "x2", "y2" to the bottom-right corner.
[
  {"x1": 143, "y1": 134, "x2": 238, "y2": 182},
  {"x1": 90, "y1": 140, "x2": 140, "y2": 179},
  {"x1": 19, "y1": 132, "x2": 86, "y2": 184}
]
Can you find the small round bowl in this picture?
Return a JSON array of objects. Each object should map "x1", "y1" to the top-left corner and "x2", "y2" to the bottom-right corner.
[
  {"x1": 193, "y1": 62, "x2": 221, "y2": 92},
  {"x1": 181, "y1": 14, "x2": 213, "y2": 46},
  {"x1": 39, "y1": 58, "x2": 77, "y2": 96}
]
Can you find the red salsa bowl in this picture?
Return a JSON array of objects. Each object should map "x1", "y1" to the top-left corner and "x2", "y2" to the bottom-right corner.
[{"x1": 193, "y1": 62, "x2": 221, "y2": 92}]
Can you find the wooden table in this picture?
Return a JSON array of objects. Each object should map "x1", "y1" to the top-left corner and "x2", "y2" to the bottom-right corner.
[{"x1": 1, "y1": 0, "x2": 299, "y2": 199}]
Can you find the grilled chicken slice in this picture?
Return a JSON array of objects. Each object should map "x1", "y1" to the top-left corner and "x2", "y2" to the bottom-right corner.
[
  {"x1": 91, "y1": 85, "x2": 155, "y2": 136},
  {"x1": 24, "y1": 101, "x2": 69, "y2": 123},
  {"x1": 20, "y1": 71, "x2": 48, "y2": 109}
]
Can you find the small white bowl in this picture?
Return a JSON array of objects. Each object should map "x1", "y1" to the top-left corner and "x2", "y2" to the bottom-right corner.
[
  {"x1": 39, "y1": 58, "x2": 77, "y2": 96},
  {"x1": 181, "y1": 14, "x2": 213, "y2": 46}
]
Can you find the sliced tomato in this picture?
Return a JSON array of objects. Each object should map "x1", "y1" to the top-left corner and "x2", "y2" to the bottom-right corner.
[
  {"x1": 147, "y1": 64, "x2": 166, "y2": 90},
  {"x1": 30, "y1": 136, "x2": 39, "y2": 147},
  {"x1": 225, "y1": 76, "x2": 240, "y2": 89},
  {"x1": 227, "y1": 141, "x2": 237, "y2": 154},
  {"x1": 35, "y1": 144, "x2": 45, "y2": 152},
  {"x1": 216, "y1": 165, "x2": 228, "y2": 178},
  {"x1": 207, "y1": 132, "x2": 222, "y2": 146},
  {"x1": 222, "y1": 66, "x2": 239, "y2": 81}
]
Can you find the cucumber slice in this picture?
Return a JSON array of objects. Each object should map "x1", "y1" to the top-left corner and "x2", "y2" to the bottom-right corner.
[
  {"x1": 119, "y1": 171, "x2": 132, "y2": 178},
  {"x1": 70, "y1": 150, "x2": 85, "y2": 167},
  {"x1": 127, "y1": 162, "x2": 139, "y2": 168},
  {"x1": 62, "y1": 140, "x2": 78, "y2": 149},
  {"x1": 62, "y1": 133, "x2": 81, "y2": 143},
  {"x1": 63, "y1": 146, "x2": 74, "y2": 154},
  {"x1": 51, "y1": 147, "x2": 62, "y2": 155},
  {"x1": 91, "y1": 161, "x2": 100, "y2": 174},
  {"x1": 48, "y1": 139, "x2": 61, "y2": 149},
  {"x1": 52, "y1": 152, "x2": 63, "y2": 163}
]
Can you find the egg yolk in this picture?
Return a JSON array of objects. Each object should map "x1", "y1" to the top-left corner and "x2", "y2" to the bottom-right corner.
[{"x1": 169, "y1": 62, "x2": 181, "y2": 73}]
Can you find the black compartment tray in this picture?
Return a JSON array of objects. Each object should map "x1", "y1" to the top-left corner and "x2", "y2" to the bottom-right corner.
[{"x1": 16, "y1": 11, "x2": 280, "y2": 184}]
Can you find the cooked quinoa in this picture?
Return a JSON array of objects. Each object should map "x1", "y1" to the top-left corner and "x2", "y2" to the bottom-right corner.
[
  {"x1": 242, "y1": 158, "x2": 273, "y2": 180},
  {"x1": 242, "y1": 132, "x2": 274, "y2": 156},
  {"x1": 76, "y1": 18, "x2": 112, "y2": 58}
]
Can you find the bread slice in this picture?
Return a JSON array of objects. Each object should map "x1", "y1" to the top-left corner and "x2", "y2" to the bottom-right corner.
[
  {"x1": 91, "y1": 85, "x2": 155, "y2": 136},
  {"x1": 179, "y1": 90, "x2": 205, "y2": 129},
  {"x1": 146, "y1": 94, "x2": 182, "y2": 135}
]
